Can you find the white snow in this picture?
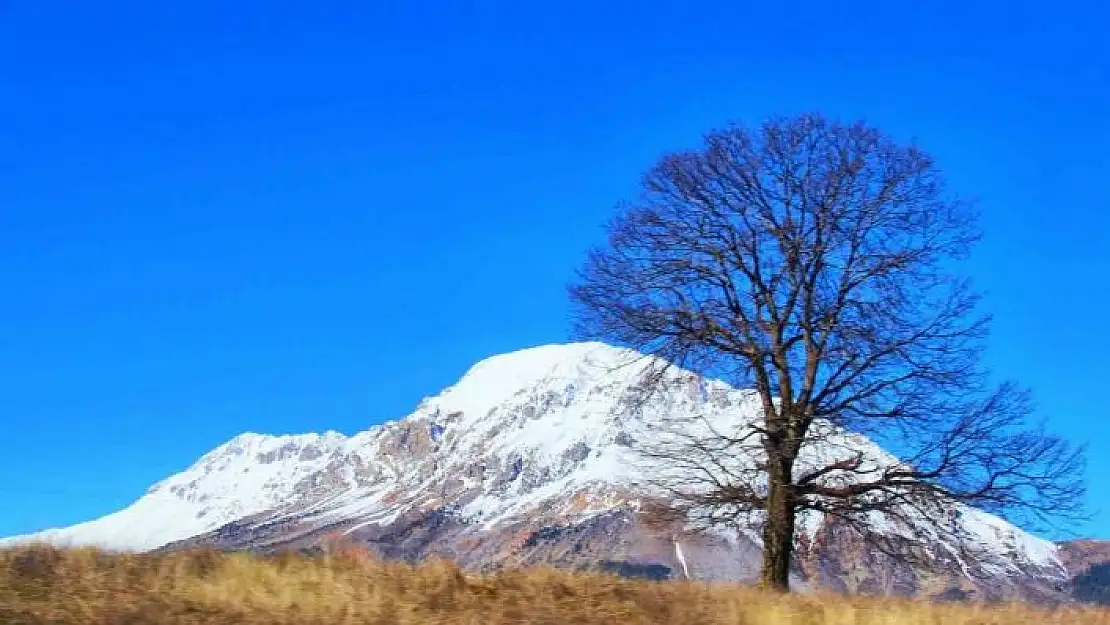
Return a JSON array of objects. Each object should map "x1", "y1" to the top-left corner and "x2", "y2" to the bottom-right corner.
[
  {"x1": 674, "y1": 539, "x2": 691, "y2": 579},
  {"x1": 0, "y1": 432, "x2": 349, "y2": 551}
]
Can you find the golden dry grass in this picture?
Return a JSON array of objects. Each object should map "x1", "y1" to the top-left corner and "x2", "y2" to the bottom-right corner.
[{"x1": 0, "y1": 545, "x2": 1106, "y2": 624}]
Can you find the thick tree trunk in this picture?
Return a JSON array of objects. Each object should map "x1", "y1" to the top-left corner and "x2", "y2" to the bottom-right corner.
[{"x1": 760, "y1": 462, "x2": 795, "y2": 592}]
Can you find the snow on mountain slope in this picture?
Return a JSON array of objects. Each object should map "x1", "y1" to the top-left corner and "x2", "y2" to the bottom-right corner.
[
  {"x1": 0, "y1": 432, "x2": 349, "y2": 551},
  {"x1": 0, "y1": 342, "x2": 1064, "y2": 581}
]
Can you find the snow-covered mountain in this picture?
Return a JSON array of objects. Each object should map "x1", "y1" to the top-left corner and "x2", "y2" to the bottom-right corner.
[{"x1": 0, "y1": 342, "x2": 1074, "y2": 599}]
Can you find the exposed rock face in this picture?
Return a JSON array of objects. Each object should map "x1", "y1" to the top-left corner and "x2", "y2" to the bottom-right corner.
[
  {"x1": 1058, "y1": 541, "x2": 1110, "y2": 604},
  {"x1": 1, "y1": 342, "x2": 1093, "y2": 602}
]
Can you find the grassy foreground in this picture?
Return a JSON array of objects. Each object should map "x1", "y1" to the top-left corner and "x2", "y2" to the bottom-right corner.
[{"x1": 1, "y1": 546, "x2": 1105, "y2": 625}]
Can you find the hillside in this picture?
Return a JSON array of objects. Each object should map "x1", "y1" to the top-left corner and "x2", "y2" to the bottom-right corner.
[
  {"x1": 0, "y1": 342, "x2": 1097, "y2": 601},
  {"x1": 2, "y1": 546, "x2": 1107, "y2": 625}
]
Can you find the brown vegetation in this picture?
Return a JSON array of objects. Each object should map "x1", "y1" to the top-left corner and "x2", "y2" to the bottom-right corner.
[{"x1": 1, "y1": 545, "x2": 1106, "y2": 625}]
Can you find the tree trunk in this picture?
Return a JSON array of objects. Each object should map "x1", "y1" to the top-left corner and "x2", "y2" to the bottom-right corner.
[{"x1": 760, "y1": 462, "x2": 795, "y2": 592}]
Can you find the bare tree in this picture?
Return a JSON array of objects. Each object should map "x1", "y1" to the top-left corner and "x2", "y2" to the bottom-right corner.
[{"x1": 569, "y1": 114, "x2": 1084, "y2": 592}]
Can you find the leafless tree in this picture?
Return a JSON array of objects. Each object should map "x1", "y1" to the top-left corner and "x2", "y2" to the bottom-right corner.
[{"x1": 569, "y1": 114, "x2": 1085, "y2": 592}]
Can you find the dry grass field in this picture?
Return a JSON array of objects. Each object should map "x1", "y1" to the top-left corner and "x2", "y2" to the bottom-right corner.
[{"x1": 1, "y1": 545, "x2": 1106, "y2": 625}]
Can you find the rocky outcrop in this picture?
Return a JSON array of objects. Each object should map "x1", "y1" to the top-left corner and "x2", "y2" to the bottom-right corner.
[{"x1": 1059, "y1": 541, "x2": 1110, "y2": 604}]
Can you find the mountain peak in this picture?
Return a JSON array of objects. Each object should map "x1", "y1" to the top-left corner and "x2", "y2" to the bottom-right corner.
[
  {"x1": 0, "y1": 341, "x2": 1073, "y2": 601},
  {"x1": 210, "y1": 430, "x2": 348, "y2": 456},
  {"x1": 456, "y1": 342, "x2": 645, "y2": 387},
  {"x1": 428, "y1": 341, "x2": 651, "y2": 420}
]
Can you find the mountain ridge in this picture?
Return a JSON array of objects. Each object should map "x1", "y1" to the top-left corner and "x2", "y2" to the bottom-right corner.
[{"x1": 2, "y1": 342, "x2": 1100, "y2": 601}]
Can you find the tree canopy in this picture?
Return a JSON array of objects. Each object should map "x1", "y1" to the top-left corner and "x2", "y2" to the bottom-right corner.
[{"x1": 570, "y1": 113, "x2": 1085, "y2": 590}]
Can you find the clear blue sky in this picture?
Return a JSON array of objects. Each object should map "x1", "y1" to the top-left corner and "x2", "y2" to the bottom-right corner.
[{"x1": 1, "y1": 2, "x2": 1106, "y2": 540}]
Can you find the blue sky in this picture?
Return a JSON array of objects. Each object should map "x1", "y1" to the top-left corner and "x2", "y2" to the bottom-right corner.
[{"x1": 0, "y1": 2, "x2": 1106, "y2": 540}]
